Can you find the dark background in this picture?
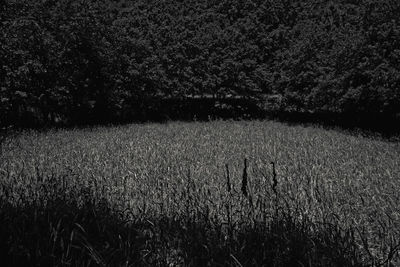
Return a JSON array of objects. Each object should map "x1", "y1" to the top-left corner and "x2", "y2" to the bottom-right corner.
[{"x1": 1, "y1": 0, "x2": 399, "y2": 133}]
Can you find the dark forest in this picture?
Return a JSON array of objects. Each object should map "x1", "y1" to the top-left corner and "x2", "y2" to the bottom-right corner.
[{"x1": 1, "y1": 0, "x2": 400, "y2": 129}]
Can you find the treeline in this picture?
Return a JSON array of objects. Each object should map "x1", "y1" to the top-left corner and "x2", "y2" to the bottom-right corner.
[{"x1": 1, "y1": 0, "x2": 400, "y2": 127}]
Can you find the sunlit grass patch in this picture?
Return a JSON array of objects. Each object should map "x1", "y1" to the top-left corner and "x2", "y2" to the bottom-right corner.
[{"x1": 1, "y1": 120, "x2": 399, "y2": 265}]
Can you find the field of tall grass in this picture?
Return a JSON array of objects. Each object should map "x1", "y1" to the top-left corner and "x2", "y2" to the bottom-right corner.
[{"x1": 1, "y1": 120, "x2": 399, "y2": 266}]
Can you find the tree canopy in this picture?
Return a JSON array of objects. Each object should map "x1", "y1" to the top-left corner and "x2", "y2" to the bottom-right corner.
[{"x1": 1, "y1": 0, "x2": 400, "y2": 127}]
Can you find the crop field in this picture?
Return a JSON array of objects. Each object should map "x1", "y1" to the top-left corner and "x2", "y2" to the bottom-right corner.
[{"x1": 1, "y1": 120, "x2": 400, "y2": 266}]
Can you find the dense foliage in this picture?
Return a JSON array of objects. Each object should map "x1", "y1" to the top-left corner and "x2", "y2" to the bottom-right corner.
[{"x1": 1, "y1": 0, "x2": 400, "y2": 126}]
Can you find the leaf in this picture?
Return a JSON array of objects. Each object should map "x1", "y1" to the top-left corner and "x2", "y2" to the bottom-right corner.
[{"x1": 15, "y1": 91, "x2": 27, "y2": 98}]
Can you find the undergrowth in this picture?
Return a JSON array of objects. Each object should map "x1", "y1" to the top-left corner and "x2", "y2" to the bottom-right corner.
[{"x1": 0, "y1": 183, "x2": 363, "y2": 266}]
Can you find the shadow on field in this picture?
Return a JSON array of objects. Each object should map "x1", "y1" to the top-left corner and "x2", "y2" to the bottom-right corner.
[{"x1": 0, "y1": 188, "x2": 363, "y2": 267}]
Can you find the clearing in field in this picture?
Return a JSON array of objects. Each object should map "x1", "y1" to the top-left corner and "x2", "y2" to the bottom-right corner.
[{"x1": 1, "y1": 120, "x2": 399, "y2": 266}]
